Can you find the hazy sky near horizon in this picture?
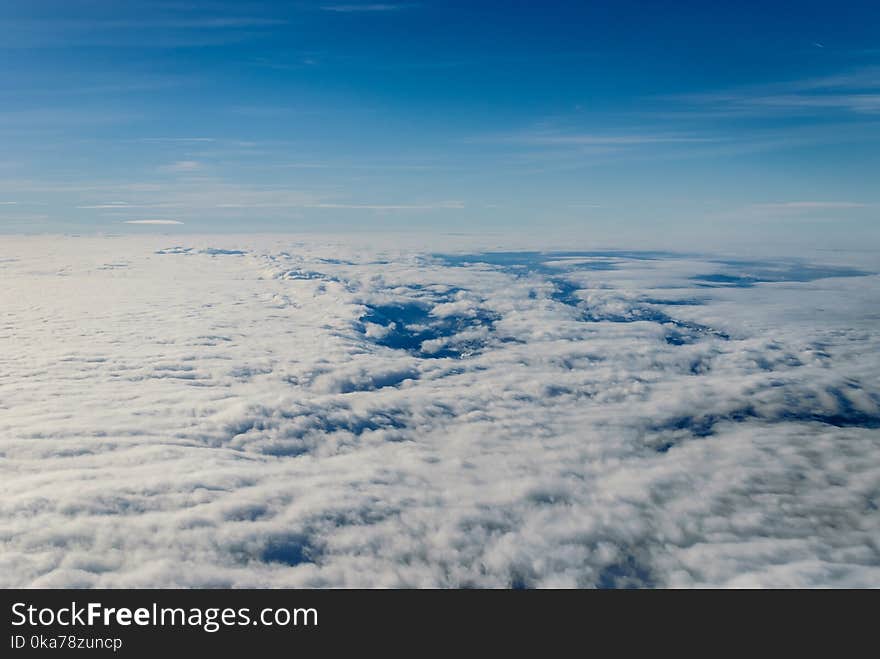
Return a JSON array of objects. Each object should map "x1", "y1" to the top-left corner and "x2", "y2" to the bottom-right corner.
[{"x1": 1, "y1": 0, "x2": 879, "y2": 245}]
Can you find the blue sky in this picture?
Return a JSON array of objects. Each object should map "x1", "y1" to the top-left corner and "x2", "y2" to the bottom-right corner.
[{"x1": 1, "y1": 0, "x2": 879, "y2": 245}]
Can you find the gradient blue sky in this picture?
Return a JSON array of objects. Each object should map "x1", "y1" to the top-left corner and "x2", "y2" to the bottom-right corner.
[{"x1": 1, "y1": 0, "x2": 879, "y2": 245}]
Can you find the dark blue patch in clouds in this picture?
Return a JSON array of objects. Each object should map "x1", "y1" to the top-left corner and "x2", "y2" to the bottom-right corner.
[
  {"x1": 437, "y1": 251, "x2": 870, "y2": 289},
  {"x1": 509, "y1": 572, "x2": 531, "y2": 589},
  {"x1": 224, "y1": 504, "x2": 271, "y2": 522},
  {"x1": 200, "y1": 248, "x2": 247, "y2": 256},
  {"x1": 155, "y1": 246, "x2": 192, "y2": 255},
  {"x1": 549, "y1": 277, "x2": 729, "y2": 343},
  {"x1": 693, "y1": 262, "x2": 869, "y2": 287},
  {"x1": 360, "y1": 302, "x2": 499, "y2": 359},
  {"x1": 596, "y1": 554, "x2": 655, "y2": 589},
  {"x1": 641, "y1": 297, "x2": 705, "y2": 306},
  {"x1": 434, "y1": 251, "x2": 729, "y2": 346},
  {"x1": 259, "y1": 534, "x2": 318, "y2": 567},
  {"x1": 549, "y1": 278, "x2": 582, "y2": 307},
  {"x1": 434, "y1": 252, "x2": 622, "y2": 276},
  {"x1": 257, "y1": 410, "x2": 409, "y2": 457},
  {"x1": 434, "y1": 250, "x2": 678, "y2": 271},
  {"x1": 663, "y1": 331, "x2": 694, "y2": 346},
  {"x1": 652, "y1": 412, "x2": 752, "y2": 441},
  {"x1": 785, "y1": 387, "x2": 880, "y2": 429},
  {"x1": 652, "y1": 388, "x2": 880, "y2": 453}
]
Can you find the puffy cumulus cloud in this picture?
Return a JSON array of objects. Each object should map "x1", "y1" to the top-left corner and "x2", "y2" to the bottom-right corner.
[{"x1": 0, "y1": 235, "x2": 878, "y2": 588}]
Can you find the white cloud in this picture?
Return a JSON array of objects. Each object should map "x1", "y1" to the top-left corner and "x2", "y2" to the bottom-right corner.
[
  {"x1": 67, "y1": 182, "x2": 323, "y2": 215},
  {"x1": 78, "y1": 202, "x2": 139, "y2": 209},
  {"x1": 0, "y1": 236, "x2": 877, "y2": 588},
  {"x1": 753, "y1": 201, "x2": 867, "y2": 210},
  {"x1": 137, "y1": 138, "x2": 216, "y2": 143},
  {"x1": 504, "y1": 133, "x2": 716, "y2": 146},
  {"x1": 321, "y1": 4, "x2": 416, "y2": 12},
  {"x1": 662, "y1": 67, "x2": 880, "y2": 117},
  {"x1": 473, "y1": 132, "x2": 717, "y2": 150},
  {"x1": 160, "y1": 161, "x2": 203, "y2": 173},
  {"x1": 303, "y1": 201, "x2": 464, "y2": 210}
]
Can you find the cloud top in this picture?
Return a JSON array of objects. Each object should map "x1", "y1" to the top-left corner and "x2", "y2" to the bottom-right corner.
[{"x1": 0, "y1": 235, "x2": 877, "y2": 588}]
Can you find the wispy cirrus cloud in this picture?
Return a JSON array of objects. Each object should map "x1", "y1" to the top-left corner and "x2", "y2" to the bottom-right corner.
[
  {"x1": 462, "y1": 128, "x2": 727, "y2": 170},
  {"x1": 753, "y1": 201, "x2": 868, "y2": 210},
  {"x1": 662, "y1": 67, "x2": 880, "y2": 116},
  {"x1": 76, "y1": 193, "x2": 461, "y2": 213},
  {"x1": 159, "y1": 160, "x2": 203, "y2": 173},
  {"x1": 0, "y1": 14, "x2": 285, "y2": 49},
  {"x1": 0, "y1": 108, "x2": 140, "y2": 128},
  {"x1": 490, "y1": 132, "x2": 718, "y2": 146},
  {"x1": 0, "y1": 16, "x2": 286, "y2": 33},
  {"x1": 706, "y1": 93, "x2": 880, "y2": 115},
  {"x1": 137, "y1": 137, "x2": 216, "y2": 144},
  {"x1": 321, "y1": 4, "x2": 417, "y2": 12},
  {"x1": 123, "y1": 219, "x2": 183, "y2": 225},
  {"x1": 77, "y1": 191, "x2": 318, "y2": 211},
  {"x1": 303, "y1": 201, "x2": 464, "y2": 210},
  {"x1": 716, "y1": 200, "x2": 875, "y2": 225}
]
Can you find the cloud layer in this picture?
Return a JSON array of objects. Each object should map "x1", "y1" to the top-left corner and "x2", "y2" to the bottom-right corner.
[{"x1": 1, "y1": 236, "x2": 878, "y2": 587}]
